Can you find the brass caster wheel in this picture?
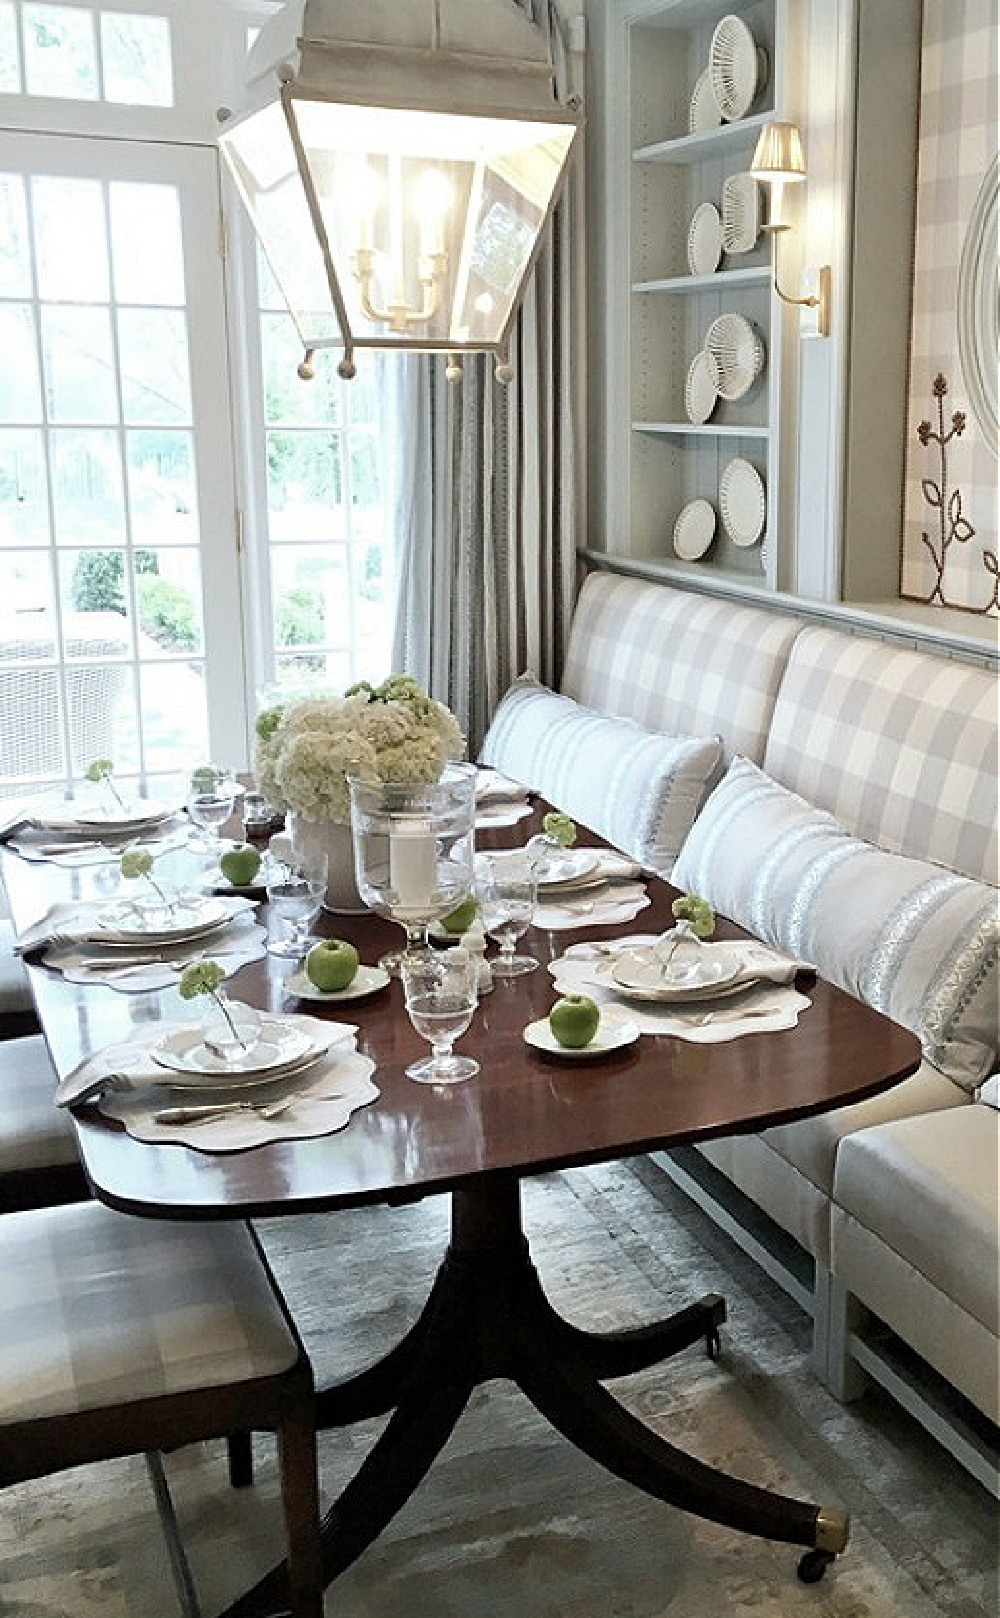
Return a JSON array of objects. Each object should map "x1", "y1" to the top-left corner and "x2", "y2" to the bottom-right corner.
[{"x1": 797, "y1": 1548, "x2": 835, "y2": 1583}]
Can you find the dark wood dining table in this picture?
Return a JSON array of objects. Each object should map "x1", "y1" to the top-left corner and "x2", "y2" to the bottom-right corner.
[{"x1": 3, "y1": 799, "x2": 922, "y2": 1614}]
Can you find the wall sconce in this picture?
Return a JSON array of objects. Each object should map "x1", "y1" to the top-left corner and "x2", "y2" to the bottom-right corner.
[
  {"x1": 216, "y1": 0, "x2": 581, "y2": 383},
  {"x1": 749, "y1": 121, "x2": 831, "y2": 338}
]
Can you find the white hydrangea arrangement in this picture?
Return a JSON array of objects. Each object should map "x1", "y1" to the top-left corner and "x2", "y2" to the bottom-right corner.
[{"x1": 254, "y1": 676, "x2": 465, "y2": 825}]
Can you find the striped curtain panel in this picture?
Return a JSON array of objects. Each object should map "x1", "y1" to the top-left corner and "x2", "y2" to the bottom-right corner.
[{"x1": 390, "y1": 0, "x2": 582, "y2": 758}]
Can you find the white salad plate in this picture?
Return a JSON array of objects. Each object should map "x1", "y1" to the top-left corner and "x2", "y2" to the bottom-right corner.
[
  {"x1": 687, "y1": 202, "x2": 724, "y2": 275},
  {"x1": 523, "y1": 1015, "x2": 641, "y2": 1060},
  {"x1": 152, "y1": 1016, "x2": 334, "y2": 1082},
  {"x1": 705, "y1": 312, "x2": 765, "y2": 400},
  {"x1": 708, "y1": 14, "x2": 767, "y2": 122},
  {"x1": 721, "y1": 172, "x2": 760, "y2": 253},
  {"x1": 33, "y1": 798, "x2": 175, "y2": 834},
  {"x1": 688, "y1": 68, "x2": 723, "y2": 134},
  {"x1": 672, "y1": 498, "x2": 717, "y2": 562},
  {"x1": 684, "y1": 349, "x2": 719, "y2": 423},
  {"x1": 532, "y1": 850, "x2": 601, "y2": 889},
  {"x1": 720, "y1": 457, "x2": 766, "y2": 546},
  {"x1": 603, "y1": 944, "x2": 746, "y2": 1002},
  {"x1": 285, "y1": 965, "x2": 391, "y2": 1003},
  {"x1": 95, "y1": 895, "x2": 233, "y2": 943}
]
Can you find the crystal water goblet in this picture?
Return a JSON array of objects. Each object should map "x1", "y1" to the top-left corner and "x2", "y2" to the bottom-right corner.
[
  {"x1": 401, "y1": 949, "x2": 480, "y2": 1085},
  {"x1": 186, "y1": 766, "x2": 237, "y2": 856},
  {"x1": 476, "y1": 853, "x2": 538, "y2": 977},
  {"x1": 265, "y1": 844, "x2": 329, "y2": 958}
]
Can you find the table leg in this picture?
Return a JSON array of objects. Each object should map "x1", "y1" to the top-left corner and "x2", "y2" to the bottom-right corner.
[{"x1": 216, "y1": 1175, "x2": 848, "y2": 1618}]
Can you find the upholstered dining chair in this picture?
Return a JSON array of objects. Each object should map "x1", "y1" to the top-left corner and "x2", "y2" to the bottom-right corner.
[
  {"x1": 0, "y1": 1031, "x2": 89, "y2": 1211},
  {"x1": 0, "y1": 1199, "x2": 324, "y2": 1618},
  {"x1": 0, "y1": 918, "x2": 40, "y2": 1040}
]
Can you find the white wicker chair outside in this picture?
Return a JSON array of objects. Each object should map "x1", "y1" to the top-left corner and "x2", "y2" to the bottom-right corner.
[{"x1": 0, "y1": 611, "x2": 128, "y2": 798}]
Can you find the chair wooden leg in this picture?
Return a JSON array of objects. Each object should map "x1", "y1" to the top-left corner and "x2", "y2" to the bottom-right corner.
[
  {"x1": 277, "y1": 1391, "x2": 324, "y2": 1618},
  {"x1": 227, "y1": 1431, "x2": 254, "y2": 1489}
]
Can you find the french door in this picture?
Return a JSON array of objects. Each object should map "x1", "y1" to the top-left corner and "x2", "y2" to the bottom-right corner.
[{"x1": 0, "y1": 130, "x2": 246, "y2": 798}]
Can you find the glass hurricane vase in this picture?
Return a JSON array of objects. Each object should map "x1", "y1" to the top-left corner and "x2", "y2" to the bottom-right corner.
[{"x1": 348, "y1": 763, "x2": 477, "y2": 976}]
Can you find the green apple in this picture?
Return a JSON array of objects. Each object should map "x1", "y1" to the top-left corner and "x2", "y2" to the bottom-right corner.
[
  {"x1": 549, "y1": 994, "x2": 601, "y2": 1049},
  {"x1": 306, "y1": 938, "x2": 359, "y2": 993},
  {"x1": 220, "y1": 844, "x2": 262, "y2": 887},
  {"x1": 440, "y1": 894, "x2": 478, "y2": 934}
]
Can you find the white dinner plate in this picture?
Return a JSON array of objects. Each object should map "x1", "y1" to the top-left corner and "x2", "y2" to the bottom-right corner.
[
  {"x1": 524, "y1": 1014, "x2": 641, "y2": 1060},
  {"x1": 285, "y1": 965, "x2": 391, "y2": 1003},
  {"x1": 687, "y1": 202, "x2": 724, "y2": 275},
  {"x1": 605, "y1": 944, "x2": 746, "y2": 1002},
  {"x1": 95, "y1": 895, "x2": 233, "y2": 943},
  {"x1": 720, "y1": 457, "x2": 766, "y2": 546},
  {"x1": 684, "y1": 349, "x2": 719, "y2": 423},
  {"x1": 34, "y1": 797, "x2": 175, "y2": 834},
  {"x1": 153, "y1": 1016, "x2": 326, "y2": 1081},
  {"x1": 672, "y1": 498, "x2": 717, "y2": 561}
]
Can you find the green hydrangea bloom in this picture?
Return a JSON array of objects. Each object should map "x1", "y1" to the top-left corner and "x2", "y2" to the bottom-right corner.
[
  {"x1": 178, "y1": 960, "x2": 226, "y2": 1000},
  {"x1": 120, "y1": 849, "x2": 154, "y2": 880},
  {"x1": 671, "y1": 892, "x2": 715, "y2": 938},
  {"x1": 542, "y1": 812, "x2": 577, "y2": 847},
  {"x1": 85, "y1": 757, "x2": 113, "y2": 783}
]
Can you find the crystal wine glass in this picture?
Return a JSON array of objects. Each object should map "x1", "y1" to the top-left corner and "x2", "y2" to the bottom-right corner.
[
  {"x1": 348, "y1": 763, "x2": 477, "y2": 975},
  {"x1": 265, "y1": 844, "x2": 329, "y2": 958},
  {"x1": 186, "y1": 765, "x2": 237, "y2": 856},
  {"x1": 401, "y1": 948, "x2": 480, "y2": 1085},
  {"x1": 475, "y1": 852, "x2": 538, "y2": 977}
]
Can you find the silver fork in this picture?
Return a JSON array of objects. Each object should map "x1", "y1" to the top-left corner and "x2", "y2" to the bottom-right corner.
[
  {"x1": 683, "y1": 1006, "x2": 779, "y2": 1027},
  {"x1": 154, "y1": 1096, "x2": 299, "y2": 1126}
]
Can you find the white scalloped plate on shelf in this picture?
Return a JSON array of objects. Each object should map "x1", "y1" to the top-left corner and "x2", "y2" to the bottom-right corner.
[
  {"x1": 688, "y1": 68, "x2": 723, "y2": 134},
  {"x1": 708, "y1": 14, "x2": 768, "y2": 121},
  {"x1": 721, "y1": 172, "x2": 760, "y2": 253},
  {"x1": 687, "y1": 202, "x2": 724, "y2": 275},
  {"x1": 684, "y1": 349, "x2": 719, "y2": 423},
  {"x1": 720, "y1": 458, "x2": 766, "y2": 547},
  {"x1": 672, "y1": 499, "x2": 717, "y2": 562},
  {"x1": 705, "y1": 312, "x2": 765, "y2": 400}
]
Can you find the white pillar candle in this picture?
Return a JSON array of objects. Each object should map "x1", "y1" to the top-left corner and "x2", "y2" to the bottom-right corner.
[{"x1": 389, "y1": 823, "x2": 437, "y2": 910}]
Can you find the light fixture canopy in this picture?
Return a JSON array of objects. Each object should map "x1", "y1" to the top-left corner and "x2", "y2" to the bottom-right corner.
[
  {"x1": 217, "y1": 0, "x2": 581, "y2": 381},
  {"x1": 748, "y1": 119, "x2": 830, "y2": 339}
]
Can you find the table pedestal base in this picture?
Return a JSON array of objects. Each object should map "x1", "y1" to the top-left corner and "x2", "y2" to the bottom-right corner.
[{"x1": 220, "y1": 1176, "x2": 848, "y2": 1618}]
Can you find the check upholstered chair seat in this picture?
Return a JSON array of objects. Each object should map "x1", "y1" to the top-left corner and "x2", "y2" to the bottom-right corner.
[
  {"x1": 0, "y1": 1200, "x2": 324, "y2": 1618},
  {"x1": 0, "y1": 1032, "x2": 88, "y2": 1212}
]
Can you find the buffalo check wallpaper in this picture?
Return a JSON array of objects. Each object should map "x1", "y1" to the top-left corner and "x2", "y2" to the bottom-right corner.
[{"x1": 900, "y1": 0, "x2": 999, "y2": 616}]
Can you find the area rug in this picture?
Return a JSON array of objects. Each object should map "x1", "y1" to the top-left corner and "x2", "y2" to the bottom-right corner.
[{"x1": 1, "y1": 1159, "x2": 996, "y2": 1618}]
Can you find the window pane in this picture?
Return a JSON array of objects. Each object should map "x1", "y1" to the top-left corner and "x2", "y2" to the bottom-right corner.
[
  {"x1": 101, "y1": 12, "x2": 173, "y2": 107},
  {"x1": 23, "y1": 4, "x2": 98, "y2": 99},
  {"x1": 117, "y1": 308, "x2": 191, "y2": 424},
  {"x1": 135, "y1": 546, "x2": 203, "y2": 657},
  {"x1": 0, "y1": 306, "x2": 42, "y2": 421},
  {"x1": 33, "y1": 176, "x2": 109, "y2": 302},
  {"x1": 262, "y1": 313, "x2": 342, "y2": 425},
  {"x1": 0, "y1": 175, "x2": 30, "y2": 297},
  {"x1": 138, "y1": 659, "x2": 208, "y2": 772},
  {"x1": 58, "y1": 548, "x2": 133, "y2": 648},
  {"x1": 1, "y1": 547, "x2": 54, "y2": 619},
  {"x1": 0, "y1": 5, "x2": 20, "y2": 93},
  {"x1": 0, "y1": 430, "x2": 50, "y2": 546},
  {"x1": 266, "y1": 431, "x2": 345, "y2": 541},
  {"x1": 126, "y1": 429, "x2": 198, "y2": 545},
  {"x1": 41, "y1": 304, "x2": 118, "y2": 422},
  {"x1": 110, "y1": 182, "x2": 184, "y2": 305},
  {"x1": 50, "y1": 427, "x2": 126, "y2": 546}
]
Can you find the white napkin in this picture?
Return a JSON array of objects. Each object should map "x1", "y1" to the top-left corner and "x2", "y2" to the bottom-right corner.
[
  {"x1": 55, "y1": 1011, "x2": 358, "y2": 1107},
  {"x1": 561, "y1": 935, "x2": 813, "y2": 988},
  {"x1": 8, "y1": 822, "x2": 189, "y2": 868},
  {"x1": 41, "y1": 916, "x2": 268, "y2": 992},
  {"x1": 475, "y1": 801, "x2": 534, "y2": 829},
  {"x1": 548, "y1": 954, "x2": 811, "y2": 1042},
  {"x1": 475, "y1": 767, "x2": 530, "y2": 804},
  {"x1": 534, "y1": 883, "x2": 651, "y2": 931},
  {"x1": 14, "y1": 894, "x2": 257, "y2": 954},
  {"x1": 976, "y1": 1074, "x2": 1000, "y2": 1109}
]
